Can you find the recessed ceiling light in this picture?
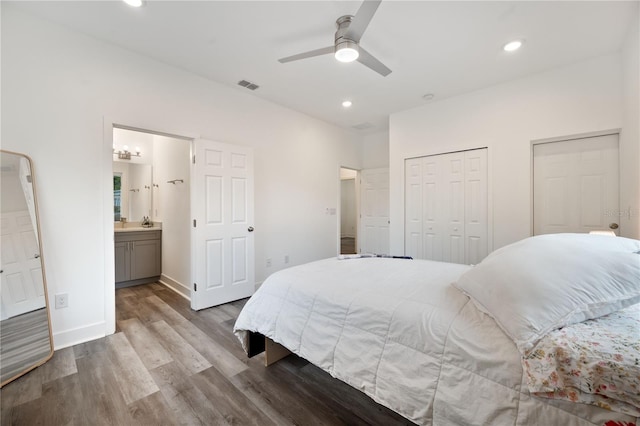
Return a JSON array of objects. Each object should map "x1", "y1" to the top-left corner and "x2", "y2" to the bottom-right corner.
[
  {"x1": 503, "y1": 40, "x2": 524, "y2": 52},
  {"x1": 123, "y1": 0, "x2": 143, "y2": 7},
  {"x1": 342, "y1": 100, "x2": 353, "y2": 108}
]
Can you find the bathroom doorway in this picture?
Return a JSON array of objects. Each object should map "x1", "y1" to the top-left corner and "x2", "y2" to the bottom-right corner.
[
  {"x1": 340, "y1": 167, "x2": 359, "y2": 254},
  {"x1": 111, "y1": 126, "x2": 192, "y2": 298}
]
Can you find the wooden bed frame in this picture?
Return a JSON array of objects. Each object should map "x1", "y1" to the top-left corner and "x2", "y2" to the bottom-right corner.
[{"x1": 246, "y1": 331, "x2": 292, "y2": 366}]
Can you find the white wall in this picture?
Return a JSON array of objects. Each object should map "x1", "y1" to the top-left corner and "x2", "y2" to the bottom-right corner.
[
  {"x1": 621, "y1": 9, "x2": 640, "y2": 239},
  {"x1": 1, "y1": 6, "x2": 363, "y2": 348},
  {"x1": 389, "y1": 54, "x2": 630, "y2": 254},
  {"x1": 127, "y1": 163, "x2": 152, "y2": 220},
  {"x1": 362, "y1": 131, "x2": 389, "y2": 169},
  {"x1": 152, "y1": 135, "x2": 191, "y2": 297},
  {"x1": 1, "y1": 172, "x2": 29, "y2": 213}
]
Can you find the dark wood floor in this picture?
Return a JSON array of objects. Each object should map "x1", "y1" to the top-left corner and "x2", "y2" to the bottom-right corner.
[
  {"x1": 1, "y1": 282, "x2": 414, "y2": 425},
  {"x1": 340, "y1": 237, "x2": 356, "y2": 254}
]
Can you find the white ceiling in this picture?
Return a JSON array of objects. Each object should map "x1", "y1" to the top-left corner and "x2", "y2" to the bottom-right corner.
[{"x1": 10, "y1": 1, "x2": 637, "y2": 134}]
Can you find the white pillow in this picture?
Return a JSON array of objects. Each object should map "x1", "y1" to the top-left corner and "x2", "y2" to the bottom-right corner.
[{"x1": 453, "y1": 234, "x2": 640, "y2": 355}]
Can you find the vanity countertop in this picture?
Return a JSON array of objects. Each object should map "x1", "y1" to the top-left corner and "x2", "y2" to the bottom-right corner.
[{"x1": 114, "y1": 222, "x2": 162, "y2": 233}]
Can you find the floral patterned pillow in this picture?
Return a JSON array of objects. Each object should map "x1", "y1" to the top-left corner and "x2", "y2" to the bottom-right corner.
[{"x1": 523, "y1": 304, "x2": 640, "y2": 417}]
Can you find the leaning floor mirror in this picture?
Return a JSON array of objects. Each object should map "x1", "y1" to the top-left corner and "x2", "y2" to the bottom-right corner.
[{"x1": 0, "y1": 150, "x2": 54, "y2": 387}]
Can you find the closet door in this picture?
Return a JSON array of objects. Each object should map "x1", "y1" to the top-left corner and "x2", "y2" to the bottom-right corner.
[
  {"x1": 442, "y1": 152, "x2": 465, "y2": 263},
  {"x1": 464, "y1": 149, "x2": 488, "y2": 264},
  {"x1": 422, "y1": 156, "x2": 443, "y2": 261},
  {"x1": 533, "y1": 135, "x2": 619, "y2": 235},
  {"x1": 404, "y1": 148, "x2": 488, "y2": 264},
  {"x1": 405, "y1": 158, "x2": 423, "y2": 259}
]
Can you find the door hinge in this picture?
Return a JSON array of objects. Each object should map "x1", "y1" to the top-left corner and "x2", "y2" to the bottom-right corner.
[
  {"x1": 193, "y1": 219, "x2": 196, "y2": 227},
  {"x1": 194, "y1": 283, "x2": 197, "y2": 291},
  {"x1": 192, "y1": 155, "x2": 196, "y2": 164}
]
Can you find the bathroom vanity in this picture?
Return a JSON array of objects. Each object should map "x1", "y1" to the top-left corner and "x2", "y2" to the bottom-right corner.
[{"x1": 114, "y1": 228, "x2": 161, "y2": 288}]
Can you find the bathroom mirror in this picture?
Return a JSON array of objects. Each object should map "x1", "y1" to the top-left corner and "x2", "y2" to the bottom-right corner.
[
  {"x1": 113, "y1": 162, "x2": 152, "y2": 223},
  {"x1": 0, "y1": 150, "x2": 54, "y2": 387}
]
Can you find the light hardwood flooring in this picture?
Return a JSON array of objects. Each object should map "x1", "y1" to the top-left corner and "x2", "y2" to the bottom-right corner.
[{"x1": 1, "y1": 282, "x2": 414, "y2": 425}]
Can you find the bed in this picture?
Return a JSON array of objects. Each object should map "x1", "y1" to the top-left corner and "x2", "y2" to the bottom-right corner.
[{"x1": 234, "y1": 234, "x2": 640, "y2": 425}]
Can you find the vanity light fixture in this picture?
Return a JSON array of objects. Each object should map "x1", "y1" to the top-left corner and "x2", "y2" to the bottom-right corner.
[{"x1": 113, "y1": 144, "x2": 141, "y2": 160}]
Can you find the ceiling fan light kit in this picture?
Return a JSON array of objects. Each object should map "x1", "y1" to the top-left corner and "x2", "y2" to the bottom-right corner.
[
  {"x1": 335, "y1": 40, "x2": 359, "y2": 63},
  {"x1": 278, "y1": 0, "x2": 391, "y2": 77}
]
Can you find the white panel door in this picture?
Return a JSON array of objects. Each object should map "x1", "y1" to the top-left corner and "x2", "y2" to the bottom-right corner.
[
  {"x1": 534, "y1": 134, "x2": 619, "y2": 235},
  {"x1": 405, "y1": 148, "x2": 488, "y2": 265},
  {"x1": 442, "y1": 152, "x2": 465, "y2": 263},
  {"x1": 191, "y1": 139, "x2": 255, "y2": 310},
  {"x1": 360, "y1": 168, "x2": 390, "y2": 255},
  {"x1": 0, "y1": 211, "x2": 45, "y2": 320},
  {"x1": 421, "y1": 156, "x2": 443, "y2": 261},
  {"x1": 405, "y1": 159, "x2": 423, "y2": 259},
  {"x1": 464, "y1": 149, "x2": 488, "y2": 264}
]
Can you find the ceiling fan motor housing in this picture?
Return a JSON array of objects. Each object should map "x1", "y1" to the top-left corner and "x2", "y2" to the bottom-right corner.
[{"x1": 335, "y1": 15, "x2": 356, "y2": 46}]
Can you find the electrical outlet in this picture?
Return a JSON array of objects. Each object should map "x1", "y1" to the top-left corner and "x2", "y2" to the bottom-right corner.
[
  {"x1": 284, "y1": 255, "x2": 289, "y2": 264},
  {"x1": 266, "y1": 258, "x2": 272, "y2": 267},
  {"x1": 55, "y1": 293, "x2": 69, "y2": 309}
]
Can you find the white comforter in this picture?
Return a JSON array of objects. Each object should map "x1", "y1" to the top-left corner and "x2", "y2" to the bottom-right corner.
[{"x1": 234, "y1": 258, "x2": 638, "y2": 426}]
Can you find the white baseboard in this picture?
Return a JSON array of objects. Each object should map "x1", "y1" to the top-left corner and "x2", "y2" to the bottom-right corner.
[
  {"x1": 159, "y1": 274, "x2": 190, "y2": 301},
  {"x1": 52, "y1": 321, "x2": 107, "y2": 350}
]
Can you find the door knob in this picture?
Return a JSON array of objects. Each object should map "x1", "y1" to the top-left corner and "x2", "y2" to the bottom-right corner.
[
  {"x1": 609, "y1": 223, "x2": 619, "y2": 230},
  {"x1": 248, "y1": 226, "x2": 254, "y2": 232}
]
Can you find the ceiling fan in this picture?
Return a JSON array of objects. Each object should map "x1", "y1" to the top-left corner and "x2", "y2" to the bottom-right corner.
[{"x1": 278, "y1": 0, "x2": 391, "y2": 77}]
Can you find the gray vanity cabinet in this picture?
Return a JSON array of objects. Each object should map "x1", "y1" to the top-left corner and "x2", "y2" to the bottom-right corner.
[
  {"x1": 114, "y1": 241, "x2": 131, "y2": 283},
  {"x1": 115, "y1": 230, "x2": 161, "y2": 287}
]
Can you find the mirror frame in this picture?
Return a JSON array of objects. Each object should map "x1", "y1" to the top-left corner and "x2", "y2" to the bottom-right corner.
[{"x1": 0, "y1": 149, "x2": 54, "y2": 387}]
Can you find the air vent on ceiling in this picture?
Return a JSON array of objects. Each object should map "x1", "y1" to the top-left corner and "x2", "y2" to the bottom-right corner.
[
  {"x1": 352, "y1": 122, "x2": 375, "y2": 130},
  {"x1": 237, "y1": 79, "x2": 260, "y2": 91}
]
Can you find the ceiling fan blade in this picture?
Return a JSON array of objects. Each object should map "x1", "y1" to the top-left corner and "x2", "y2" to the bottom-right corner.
[
  {"x1": 278, "y1": 46, "x2": 334, "y2": 63},
  {"x1": 344, "y1": 0, "x2": 382, "y2": 43},
  {"x1": 357, "y1": 47, "x2": 392, "y2": 77}
]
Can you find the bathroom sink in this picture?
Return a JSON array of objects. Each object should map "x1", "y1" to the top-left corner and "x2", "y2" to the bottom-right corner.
[{"x1": 114, "y1": 223, "x2": 161, "y2": 232}]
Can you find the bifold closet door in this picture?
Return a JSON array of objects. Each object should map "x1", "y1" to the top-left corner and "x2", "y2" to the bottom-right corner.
[
  {"x1": 442, "y1": 152, "x2": 465, "y2": 263},
  {"x1": 464, "y1": 149, "x2": 488, "y2": 265},
  {"x1": 405, "y1": 149, "x2": 487, "y2": 264},
  {"x1": 405, "y1": 158, "x2": 425, "y2": 260}
]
